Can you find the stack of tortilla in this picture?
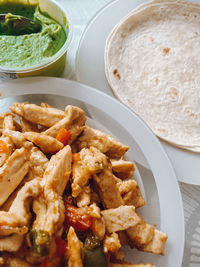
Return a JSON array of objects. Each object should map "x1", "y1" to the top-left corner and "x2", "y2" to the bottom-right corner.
[{"x1": 105, "y1": 0, "x2": 200, "y2": 152}]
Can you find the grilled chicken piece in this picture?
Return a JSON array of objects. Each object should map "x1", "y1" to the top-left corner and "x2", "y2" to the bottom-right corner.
[
  {"x1": 0, "y1": 113, "x2": 4, "y2": 134},
  {"x1": 41, "y1": 102, "x2": 53, "y2": 108},
  {"x1": 4, "y1": 130, "x2": 33, "y2": 150},
  {"x1": 138, "y1": 229, "x2": 168, "y2": 255},
  {"x1": 91, "y1": 217, "x2": 106, "y2": 240},
  {"x1": 71, "y1": 147, "x2": 105, "y2": 198},
  {"x1": 24, "y1": 132, "x2": 63, "y2": 155},
  {"x1": 76, "y1": 186, "x2": 91, "y2": 207},
  {"x1": 0, "y1": 212, "x2": 27, "y2": 235},
  {"x1": 3, "y1": 114, "x2": 15, "y2": 133},
  {"x1": 76, "y1": 126, "x2": 129, "y2": 158},
  {"x1": 0, "y1": 148, "x2": 48, "y2": 212},
  {"x1": 44, "y1": 105, "x2": 86, "y2": 143},
  {"x1": 9, "y1": 179, "x2": 41, "y2": 225},
  {"x1": 0, "y1": 136, "x2": 14, "y2": 167},
  {"x1": 101, "y1": 206, "x2": 141, "y2": 233},
  {"x1": 111, "y1": 159, "x2": 135, "y2": 180},
  {"x1": 92, "y1": 150, "x2": 124, "y2": 209},
  {"x1": 126, "y1": 220, "x2": 154, "y2": 246},
  {"x1": 0, "y1": 234, "x2": 24, "y2": 252},
  {"x1": 20, "y1": 117, "x2": 39, "y2": 133},
  {"x1": 126, "y1": 220, "x2": 168, "y2": 255},
  {"x1": 10, "y1": 103, "x2": 66, "y2": 127},
  {"x1": 6, "y1": 257, "x2": 31, "y2": 267},
  {"x1": 117, "y1": 180, "x2": 145, "y2": 208},
  {"x1": 29, "y1": 147, "x2": 49, "y2": 178},
  {"x1": 0, "y1": 179, "x2": 41, "y2": 237},
  {"x1": 41, "y1": 145, "x2": 72, "y2": 196},
  {"x1": 33, "y1": 146, "x2": 72, "y2": 236},
  {"x1": 104, "y1": 233, "x2": 121, "y2": 253},
  {"x1": 0, "y1": 148, "x2": 29, "y2": 207},
  {"x1": 87, "y1": 203, "x2": 105, "y2": 240},
  {"x1": 67, "y1": 227, "x2": 83, "y2": 267}
]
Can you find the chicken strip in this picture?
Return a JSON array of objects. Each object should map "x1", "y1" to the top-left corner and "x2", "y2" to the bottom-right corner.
[
  {"x1": 10, "y1": 103, "x2": 66, "y2": 127},
  {"x1": 139, "y1": 229, "x2": 168, "y2": 255},
  {"x1": 92, "y1": 150, "x2": 124, "y2": 209},
  {"x1": 0, "y1": 179, "x2": 41, "y2": 237},
  {"x1": 6, "y1": 257, "x2": 31, "y2": 267},
  {"x1": 71, "y1": 147, "x2": 105, "y2": 198},
  {"x1": 67, "y1": 227, "x2": 83, "y2": 267},
  {"x1": 117, "y1": 180, "x2": 146, "y2": 208},
  {"x1": 0, "y1": 113, "x2": 4, "y2": 133},
  {"x1": 76, "y1": 186, "x2": 91, "y2": 207},
  {"x1": 0, "y1": 136, "x2": 14, "y2": 167},
  {"x1": 44, "y1": 105, "x2": 86, "y2": 143},
  {"x1": 24, "y1": 132, "x2": 63, "y2": 155},
  {"x1": 101, "y1": 206, "x2": 141, "y2": 233},
  {"x1": 3, "y1": 114, "x2": 15, "y2": 133},
  {"x1": 126, "y1": 220, "x2": 168, "y2": 255},
  {"x1": 31, "y1": 146, "x2": 72, "y2": 256},
  {"x1": 20, "y1": 117, "x2": 39, "y2": 133},
  {"x1": 41, "y1": 145, "x2": 72, "y2": 196},
  {"x1": 76, "y1": 126, "x2": 129, "y2": 158},
  {"x1": 0, "y1": 234, "x2": 24, "y2": 252},
  {"x1": 29, "y1": 147, "x2": 49, "y2": 178},
  {"x1": 104, "y1": 233, "x2": 121, "y2": 253},
  {"x1": 111, "y1": 159, "x2": 135, "y2": 180},
  {"x1": 4, "y1": 130, "x2": 33, "y2": 150},
  {"x1": 126, "y1": 221, "x2": 154, "y2": 246},
  {"x1": 0, "y1": 148, "x2": 29, "y2": 206}
]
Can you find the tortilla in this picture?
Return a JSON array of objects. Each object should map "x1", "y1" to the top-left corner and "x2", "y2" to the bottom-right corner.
[{"x1": 105, "y1": 0, "x2": 200, "y2": 152}]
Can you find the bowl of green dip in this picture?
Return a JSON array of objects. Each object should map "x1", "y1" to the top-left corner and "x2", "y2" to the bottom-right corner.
[{"x1": 0, "y1": 0, "x2": 72, "y2": 80}]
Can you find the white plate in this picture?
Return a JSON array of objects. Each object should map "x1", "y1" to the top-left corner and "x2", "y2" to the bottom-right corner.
[
  {"x1": 0, "y1": 77, "x2": 184, "y2": 266},
  {"x1": 75, "y1": 0, "x2": 200, "y2": 185}
]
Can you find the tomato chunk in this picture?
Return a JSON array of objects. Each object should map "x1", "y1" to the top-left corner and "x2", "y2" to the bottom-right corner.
[
  {"x1": 0, "y1": 140, "x2": 7, "y2": 153},
  {"x1": 56, "y1": 129, "x2": 72, "y2": 146},
  {"x1": 55, "y1": 237, "x2": 66, "y2": 257},
  {"x1": 65, "y1": 204, "x2": 92, "y2": 231},
  {"x1": 39, "y1": 258, "x2": 48, "y2": 267}
]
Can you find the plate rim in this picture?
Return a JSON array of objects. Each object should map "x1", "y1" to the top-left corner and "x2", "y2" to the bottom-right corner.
[{"x1": 0, "y1": 76, "x2": 185, "y2": 266}]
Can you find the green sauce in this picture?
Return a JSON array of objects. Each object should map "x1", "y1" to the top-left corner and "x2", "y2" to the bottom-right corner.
[{"x1": 0, "y1": 3, "x2": 67, "y2": 68}]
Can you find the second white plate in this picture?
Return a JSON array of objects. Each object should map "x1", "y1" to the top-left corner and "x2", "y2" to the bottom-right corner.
[{"x1": 76, "y1": 0, "x2": 200, "y2": 185}]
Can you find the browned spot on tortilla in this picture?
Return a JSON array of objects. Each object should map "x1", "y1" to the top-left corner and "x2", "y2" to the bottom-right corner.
[
  {"x1": 195, "y1": 32, "x2": 198, "y2": 36},
  {"x1": 163, "y1": 48, "x2": 170, "y2": 55},
  {"x1": 155, "y1": 78, "x2": 159, "y2": 84},
  {"x1": 150, "y1": 37, "x2": 154, "y2": 42},
  {"x1": 157, "y1": 128, "x2": 166, "y2": 133},
  {"x1": 113, "y1": 69, "x2": 121, "y2": 80},
  {"x1": 194, "y1": 15, "x2": 197, "y2": 18}
]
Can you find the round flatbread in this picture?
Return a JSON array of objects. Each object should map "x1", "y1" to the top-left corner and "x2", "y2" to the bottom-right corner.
[{"x1": 105, "y1": 0, "x2": 200, "y2": 152}]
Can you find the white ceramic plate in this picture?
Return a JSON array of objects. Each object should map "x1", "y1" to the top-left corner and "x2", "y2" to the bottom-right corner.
[
  {"x1": 0, "y1": 77, "x2": 184, "y2": 266},
  {"x1": 75, "y1": 0, "x2": 200, "y2": 185}
]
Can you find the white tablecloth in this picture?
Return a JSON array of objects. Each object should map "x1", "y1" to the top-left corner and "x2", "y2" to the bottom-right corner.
[{"x1": 54, "y1": 1, "x2": 200, "y2": 266}]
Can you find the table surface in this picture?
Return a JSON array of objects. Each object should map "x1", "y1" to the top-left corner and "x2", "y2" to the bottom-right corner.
[{"x1": 56, "y1": 1, "x2": 200, "y2": 266}]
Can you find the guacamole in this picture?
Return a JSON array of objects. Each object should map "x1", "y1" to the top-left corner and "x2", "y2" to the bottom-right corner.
[{"x1": 0, "y1": 3, "x2": 67, "y2": 68}]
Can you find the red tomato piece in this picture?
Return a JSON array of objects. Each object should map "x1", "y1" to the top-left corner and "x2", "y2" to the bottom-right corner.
[
  {"x1": 55, "y1": 237, "x2": 66, "y2": 257},
  {"x1": 65, "y1": 204, "x2": 92, "y2": 231},
  {"x1": 56, "y1": 129, "x2": 72, "y2": 146},
  {"x1": 39, "y1": 258, "x2": 48, "y2": 267}
]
